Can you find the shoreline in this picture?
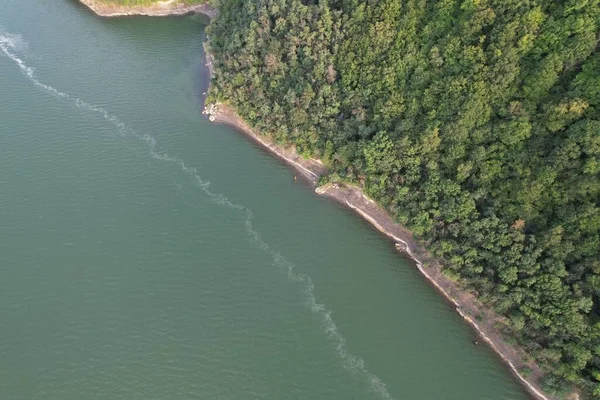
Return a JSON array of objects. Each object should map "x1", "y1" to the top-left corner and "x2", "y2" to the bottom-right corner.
[
  {"x1": 77, "y1": 0, "x2": 217, "y2": 18},
  {"x1": 315, "y1": 183, "x2": 551, "y2": 400},
  {"x1": 77, "y1": 2, "x2": 561, "y2": 399},
  {"x1": 210, "y1": 105, "x2": 327, "y2": 184},
  {"x1": 206, "y1": 108, "x2": 552, "y2": 400}
]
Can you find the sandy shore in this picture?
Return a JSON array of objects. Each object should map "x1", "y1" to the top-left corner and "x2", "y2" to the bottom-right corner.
[{"x1": 78, "y1": 2, "x2": 562, "y2": 399}]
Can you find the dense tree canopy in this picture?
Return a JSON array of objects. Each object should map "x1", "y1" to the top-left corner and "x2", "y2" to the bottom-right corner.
[{"x1": 207, "y1": 0, "x2": 600, "y2": 396}]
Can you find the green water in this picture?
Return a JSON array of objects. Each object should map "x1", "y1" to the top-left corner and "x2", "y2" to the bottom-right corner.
[{"x1": 0, "y1": 1, "x2": 529, "y2": 399}]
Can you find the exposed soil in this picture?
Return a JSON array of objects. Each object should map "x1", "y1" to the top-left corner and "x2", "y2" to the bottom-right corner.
[
  {"x1": 78, "y1": 0, "x2": 216, "y2": 18},
  {"x1": 316, "y1": 183, "x2": 550, "y2": 400},
  {"x1": 212, "y1": 106, "x2": 327, "y2": 183}
]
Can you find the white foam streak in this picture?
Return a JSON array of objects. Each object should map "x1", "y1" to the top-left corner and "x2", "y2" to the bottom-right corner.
[
  {"x1": 0, "y1": 33, "x2": 395, "y2": 400},
  {"x1": 1, "y1": 36, "x2": 67, "y2": 99}
]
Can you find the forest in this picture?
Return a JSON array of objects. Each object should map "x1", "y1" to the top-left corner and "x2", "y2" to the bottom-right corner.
[{"x1": 206, "y1": 0, "x2": 600, "y2": 397}]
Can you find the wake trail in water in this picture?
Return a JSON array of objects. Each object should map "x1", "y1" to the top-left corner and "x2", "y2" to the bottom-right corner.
[{"x1": 0, "y1": 32, "x2": 395, "y2": 400}]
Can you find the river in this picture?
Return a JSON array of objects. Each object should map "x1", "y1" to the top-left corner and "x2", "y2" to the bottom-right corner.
[{"x1": 0, "y1": 1, "x2": 529, "y2": 399}]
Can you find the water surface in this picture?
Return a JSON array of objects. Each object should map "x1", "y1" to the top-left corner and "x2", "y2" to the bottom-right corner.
[{"x1": 0, "y1": 1, "x2": 529, "y2": 399}]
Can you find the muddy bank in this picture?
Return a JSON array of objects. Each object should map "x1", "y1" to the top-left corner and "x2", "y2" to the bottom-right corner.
[
  {"x1": 205, "y1": 104, "x2": 326, "y2": 183},
  {"x1": 78, "y1": 0, "x2": 216, "y2": 18},
  {"x1": 316, "y1": 183, "x2": 552, "y2": 400}
]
